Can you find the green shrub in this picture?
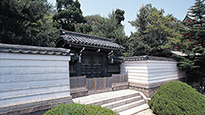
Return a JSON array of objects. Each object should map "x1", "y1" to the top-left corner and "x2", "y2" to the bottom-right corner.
[
  {"x1": 187, "y1": 82, "x2": 201, "y2": 92},
  {"x1": 44, "y1": 103, "x2": 118, "y2": 115},
  {"x1": 149, "y1": 81, "x2": 205, "y2": 115}
]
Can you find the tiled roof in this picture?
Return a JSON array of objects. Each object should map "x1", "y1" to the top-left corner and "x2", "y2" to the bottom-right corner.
[
  {"x1": 171, "y1": 50, "x2": 187, "y2": 56},
  {"x1": 56, "y1": 29, "x2": 124, "y2": 50},
  {"x1": 182, "y1": 15, "x2": 195, "y2": 22},
  {"x1": 108, "y1": 56, "x2": 124, "y2": 63},
  {"x1": 0, "y1": 43, "x2": 70, "y2": 56},
  {"x1": 125, "y1": 56, "x2": 175, "y2": 61}
]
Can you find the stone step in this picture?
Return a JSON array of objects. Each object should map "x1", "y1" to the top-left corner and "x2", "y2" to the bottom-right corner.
[
  {"x1": 73, "y1": 89, "x2": 139, "y2": 104},
  {"x1": 101, "y1": 96, "x2": 142, "y2": 109},
  {"x1": 72, "y1": 89, "x2": 150, "y2": 115},
  {"x1": 85, "y1": 92, "x2": 139, "y2": 106},
  {"x1": 112, "y1": 99, "x2": 145, "y2": 113},
  {"x1": 135, "y1": 109, "x2": 154, "y2": 115},
  {"x1": 118, "y1": 104, "x2": 149, "y2": 115}
]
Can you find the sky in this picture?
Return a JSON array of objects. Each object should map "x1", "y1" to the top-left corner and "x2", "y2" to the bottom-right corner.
[{"x1": 48, "y1": 0, "x2": 195, "y2": 36}]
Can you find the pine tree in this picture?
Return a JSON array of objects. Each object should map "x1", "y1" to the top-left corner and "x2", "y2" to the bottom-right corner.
[
  {"x1": 53, "y1": 0, "x2": 87, "y2": 32},
  {"x1": 85, "y1": 9, "x2": 128, "y2": 56},
  {"x1": 177, "y1": 0, "x2": 205, "y2": 84},
  {"x1": 0, "y1": 0, "x2": 57, "y2": 47},
  {"x1": 128, "y1": 4, "x2": 151, "y2": 56},
  {"x1": 115, "y1": 9, "x2": 125, "y2": 24},
  {"x1": 129, "y1": 4, "x2": 177, "y2": 56}
]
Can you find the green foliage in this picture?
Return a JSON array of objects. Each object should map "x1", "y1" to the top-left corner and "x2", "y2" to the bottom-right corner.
[
  {"x1": 85, "y1": 9, "x2": 128, "y2": 56},
  {"x1": 86, "y1": 10, "x2": 125, "y2": 39},
  {"x1": 44, "y1": 103, "x2": 118, "y2": 115},
  {"x1": 82, "y1": 104, "x2": 118, "y2": 115},
  {"x1": 53, "y1": 0, "x2": 87, "y2": 32},
  {"x1": 86, "y1": 14, "x2": 118, "y2": 38},
  {"x1": 114, "y1": 9, "x2": 125, "y2": 24},
  {"x1": 167, "y1": 21, "x2": 188, "y2": 51},
  {"x1": 189, "y1": 0, "x2": 205, "y2": 22},
  {"x1": 177, "y1": 0, "x2": 205, "y2": 82},
  {"x1": 128, "y1": 4, "x2": 181, "y2": 57},
  {"x1": 0, "y1": 0, "x2": 58, "y2": 47},
  {"x1": 75, "y1": 23, "x2": 92, "y2": 34},
  {"x1": 188, "y1": 82, "x2": 201, "y2": 92},
  {"x1": 149, "y1": 81, "x2": 205, "y2": 115},
  {"x1": 175, "y1": 46, "x2": 205, "y2": 82},
  {"x1": 44, "y1": 103, "x2": 84, "y2": 115}
]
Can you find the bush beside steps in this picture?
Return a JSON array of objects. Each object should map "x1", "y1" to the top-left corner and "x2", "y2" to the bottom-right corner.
[
  {"x1": 149, "y1": 81, "x2": 205, "y2": 115},
  {"x1": 44, "y1": 103, "x2": 118, "y2": 115}
]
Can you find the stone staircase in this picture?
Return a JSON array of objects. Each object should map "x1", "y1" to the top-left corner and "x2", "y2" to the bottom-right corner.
[{"x1": 72, "y1": 89, "x2": 150, "y2": 115}]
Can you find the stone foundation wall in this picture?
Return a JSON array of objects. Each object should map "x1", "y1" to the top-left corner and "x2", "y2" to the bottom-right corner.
[
  {"x1": 129, "y1": 78, "x2": 185, "y2": 98},
  {"x1": 0, "y1": 96, "x2": 72, "y2": 115},
  {"x1": 129, "y1": 83, "x2": 159, "y2": 98}
]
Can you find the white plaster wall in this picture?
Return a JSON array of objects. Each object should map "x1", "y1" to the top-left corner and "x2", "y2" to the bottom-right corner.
[
  {"x1": 121, "y1": 60, "x2": 185, "y2": 85},
  {"x1": 147, "y1": 60, "x2": 182, "y2": 84},
  {"x1": 0, "y1": 53, "x2": 71, "y2": 107},
  {"x1": 121, "y1": 61, "x2": 149, "y2": 84}
]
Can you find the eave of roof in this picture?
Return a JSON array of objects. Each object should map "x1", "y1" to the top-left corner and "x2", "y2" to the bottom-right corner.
[
  {"x1": 56, "y1": 29, "x2": 125, "y2": 51},
  {"x1": 182, "y1": 14, "x2": 203, "y2": 23},
  {"x1": 182, "y1": 15, "x2": 194, "y2": 22},
  {"x1": 0, "y1": 43, "x2": 70, "y2": 56},
  {"x1": 125, "y1": 56, "x2": 175, "y2": 61},
  {"x1": 171, "y1": 51, "x2": 187, "y2": 56}
]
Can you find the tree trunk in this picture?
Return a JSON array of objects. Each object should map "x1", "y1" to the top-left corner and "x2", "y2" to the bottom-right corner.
[{"x1": 200, "y1": 79, "x2": 205, "y2": 94}]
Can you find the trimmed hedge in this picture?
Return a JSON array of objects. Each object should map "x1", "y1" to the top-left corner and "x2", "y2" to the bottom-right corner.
[
  {"x1": 44, "y1": 103, "x2": 118, "y2": 115},
  {"x1": 149, "y1": 81, "x2": 205, "y2": 115}
]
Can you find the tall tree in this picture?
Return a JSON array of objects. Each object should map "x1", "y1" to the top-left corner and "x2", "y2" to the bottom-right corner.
[
  {"x1": 128, "y1": 4, "x2": 151, "y2": 56},
  {"x1": 128, "y1": 4, "x2": 179, "y2": 56},
  {"x1": 53, "y1": 0, "x2": 87, "y2": 32},
  {"x1": 177, "y1": 0, "x2": 205, "y2": 84},
  {"x1": 85, "y1": 9, "x2": 128, "y2": 56},
  {"x1": 115, "y1": 9, "x2": 125, "y2": 24},
  {"x1": 0, "y1": 0, "x2": 57, "y2": 46}
]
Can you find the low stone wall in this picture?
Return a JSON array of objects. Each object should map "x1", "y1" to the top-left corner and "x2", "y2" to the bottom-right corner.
[
  {"x1": 121, "y1": 56, "x2": 186, "y2": 98},
  {"x1": 0, "y1": 43, "x2": 72, "y2": 115}
]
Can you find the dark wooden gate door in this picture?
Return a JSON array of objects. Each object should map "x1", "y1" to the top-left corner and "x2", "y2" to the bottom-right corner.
[{"x1": 81, "y1": 55, "x2": 103, "y2": 77}]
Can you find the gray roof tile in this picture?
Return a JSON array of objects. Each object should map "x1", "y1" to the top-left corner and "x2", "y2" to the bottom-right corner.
[
  {"x1": 56, "y1": 29, "x2": 124, "y2": 50},
  {"x1": 0, "y1": 43, "x2": 70, "y2": 56},
  {"x1": 125, "y1": 56, "x2": 175, "y2": 61}
]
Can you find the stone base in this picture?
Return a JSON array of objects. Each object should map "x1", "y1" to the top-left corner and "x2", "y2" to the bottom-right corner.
[
  {"x1": 129, "y1": 78, "x2": 186, "y2": 98},
  {"x1": 0, "y1": 96, "x2": 72, "y2": 115},
  {"x1": 87, "y1": 82, "x2": 129, "y2": 95},
  {"x1": 112, "y1": 82, "x2": 129, "y2": 91},
  {"x1": 88, "y1": 88, "x2": 113, "y2": 95},
  {"x1": 129, "y1": 85, "x2": 159, "y2": 98},
  {"x1": 70, "y1": 87, "x2": 88, "y2": 98}
]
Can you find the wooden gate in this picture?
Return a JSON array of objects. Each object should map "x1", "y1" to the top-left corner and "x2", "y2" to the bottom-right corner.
[{"x1": 81, "y1": 55, "x2": 103, "y2": 77}]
